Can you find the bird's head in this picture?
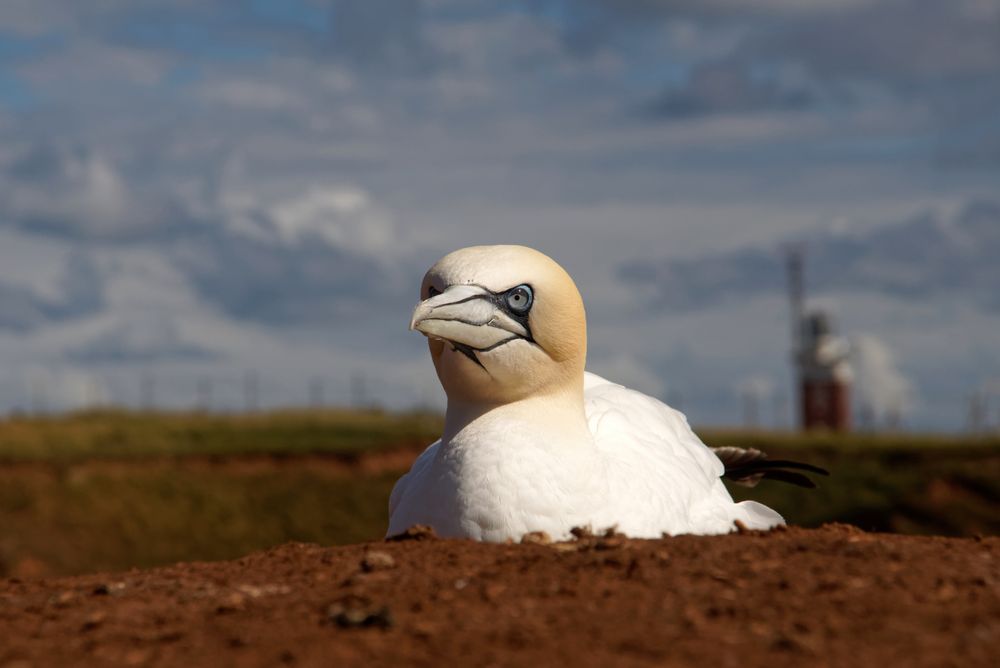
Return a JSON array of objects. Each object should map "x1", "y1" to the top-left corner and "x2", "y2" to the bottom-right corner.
[{"x1": 410, "y1": 245, "x2": 587, "y2": 405}]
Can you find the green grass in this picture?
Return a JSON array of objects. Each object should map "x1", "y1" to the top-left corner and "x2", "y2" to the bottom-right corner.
[
  {"x1": 0, "y1": 466, "x2": 400, "y2": 577},
  {"x1": 0, "y1": 409, "x2": 443, "y2": 463},
  {"x1": 0, "y1": 409, "x2": 440, "y2": 576},
  {"x1": 704, "y1": 429, "x2": 1000, "y2": 537},
  {"x1": 0, "y1": 414, "x2": 997, "y2": 577}
]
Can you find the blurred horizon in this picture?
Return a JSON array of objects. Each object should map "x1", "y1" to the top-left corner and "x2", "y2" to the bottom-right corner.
[{"x1": 0, "y1": 0, "x2": 998, "y2": 430}]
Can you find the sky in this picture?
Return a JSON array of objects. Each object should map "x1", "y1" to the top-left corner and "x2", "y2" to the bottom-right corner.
[{"x1": 0, "y1": 0, "x2": 998, "y2": 429}]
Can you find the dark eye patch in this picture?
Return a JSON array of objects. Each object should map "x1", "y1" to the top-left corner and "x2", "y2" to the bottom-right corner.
[{"x1": 485, "y1": 283, "x2": 534, "y2": 344}]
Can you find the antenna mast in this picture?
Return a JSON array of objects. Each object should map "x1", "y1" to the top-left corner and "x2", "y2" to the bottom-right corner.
[{"x1": 785, "y1": 244, "x2": 805, "y2": 356}]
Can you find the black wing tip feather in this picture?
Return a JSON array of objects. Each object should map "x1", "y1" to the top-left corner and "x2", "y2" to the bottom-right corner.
[
  {"x1": 758, "y1": 470, "x2": 818, "y2": 489},
  {"x1": 712, "y1": 445, "x2": 829, "y2": 489},
  {"x1": 731, "y1": 458, "x2": 829, "y2": 476}
]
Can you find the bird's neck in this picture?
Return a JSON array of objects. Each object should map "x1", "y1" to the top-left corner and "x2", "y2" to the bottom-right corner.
[{"x1": 442, "y1": 384, "x2": 592, "y2": 450}]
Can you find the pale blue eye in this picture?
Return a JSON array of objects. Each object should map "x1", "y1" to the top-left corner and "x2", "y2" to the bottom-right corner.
[{"x1": 505, "y1": 285, "x2": 533, "y2": 313}]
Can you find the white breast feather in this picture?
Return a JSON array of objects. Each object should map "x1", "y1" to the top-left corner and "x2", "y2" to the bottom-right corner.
[{"x1": 388, "y1": 372, "x2": 783, "y2": 539}]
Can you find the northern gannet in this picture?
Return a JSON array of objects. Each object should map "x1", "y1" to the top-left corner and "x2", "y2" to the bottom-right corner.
[{"x1": 388, "y1": 245, "x2": 822, "y2": 541}]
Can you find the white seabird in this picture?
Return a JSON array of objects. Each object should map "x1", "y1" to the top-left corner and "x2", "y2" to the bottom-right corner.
[{"x1": 388, "y1": 245, "x2": 813, "y2": 541}]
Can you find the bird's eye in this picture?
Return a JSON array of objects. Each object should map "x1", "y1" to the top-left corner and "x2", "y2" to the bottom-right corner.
[
  {"x1": 505, "y1": 285, "x2": 533, "y2": 314},
  {"x1": 427, "y1": 285, "x2": 441, "y2": 298}
]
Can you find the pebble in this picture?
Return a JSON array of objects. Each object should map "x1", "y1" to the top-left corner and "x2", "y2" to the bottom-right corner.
[
  {"x1": 361, "y1": 551, "x2": 396, "y2": 572},
  {"x1": 81, "y1": 611, "x2": 107, "y2": 632},
  {"x1": 521, "y1": 532, "x2": 552, "y2": 545},
  {"x1": 49, "y1": 591, "x2": 75, "y2": 608},
  {"x1": 216, "y1": 592, "x2": 247, "y2": 614},
  {"x1": 92, "y1": 582, "x2": 127, "y2": 596},
  {"x1": 326, "y1": 601, "x2": 393, "y2": 629}
]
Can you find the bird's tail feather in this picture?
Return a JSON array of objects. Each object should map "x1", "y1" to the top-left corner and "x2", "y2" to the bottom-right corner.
[{"x1": 712, "y1": 446, "x2": 829, "y2": 489}]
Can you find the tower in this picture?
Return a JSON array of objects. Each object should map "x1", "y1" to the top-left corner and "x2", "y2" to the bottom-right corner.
[
  {"x1": 797, "y1": 312, "x2": 852, "y2": 431},
  {"x1": 785, "y1": 246, "x2": 852, "y2": 431}
]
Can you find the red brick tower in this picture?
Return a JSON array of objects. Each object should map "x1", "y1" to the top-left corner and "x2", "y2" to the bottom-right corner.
[
  {"x1": 786, "y1": 246, "x2": 851, "y2": 432},
  {"x1": 796, "y1": 312, "x2": 852, "y2": 431}
]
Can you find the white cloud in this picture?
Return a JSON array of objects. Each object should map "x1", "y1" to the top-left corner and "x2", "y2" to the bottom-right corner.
[
  {"x1": 17, "y1": 40, "x2": 174, "y2": 88},
  {"x1": 0, "y1": 1, "x2": 995, "y2": 429},
  {"x1": 0, "y1": 145, "x2": 204, "y2": 240},
  {"x1": 3, "y1": 148, "x2": 130, "y2": 233},
  {"x1": 202, "y1": 79, "x2": 309, "y2": 113},
  {"x1": 267, "y1": 186, "x2": 397, "y2": 256},
  {"x1": 66, "y1": 316, "x2": 215, "y2": 364},
  {"x1": 851, "y1": 334, "x2": 915, "y2": 420}
]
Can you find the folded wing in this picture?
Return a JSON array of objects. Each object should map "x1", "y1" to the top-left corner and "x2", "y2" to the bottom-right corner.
[{"x1": 712, "y1": 446, "x2": 829, "y2": 489}]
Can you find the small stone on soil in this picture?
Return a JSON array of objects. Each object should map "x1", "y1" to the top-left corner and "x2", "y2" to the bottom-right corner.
[
  {"x1": 521, "y1": 531, "x2": 552, "y2": 545},
  {"x1": 49, "y1": 591, "x2": 75, "y2": 608},
  {"x1": 93, "y1": 582, "x2": 127, "y2": 596},
  {"x1": 361, "y1": 551, "x2": 396, "y2": 572},
  {"x1": 236, "y1": 583, "x2": 291, "y2": 598},
  {"x1": 81, "y1": 611, "x2": 107, "y2": 632},
  {"x1": 216, "y1": 592, "x2": 247, "y2": 613},
  {"x1": 326, "y1": 598, "x2": 394, "y2": 629}
]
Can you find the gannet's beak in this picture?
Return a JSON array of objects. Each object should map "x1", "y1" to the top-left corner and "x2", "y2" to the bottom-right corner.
[{"x1": 410, "y1": 284, "x2": 529, "y2": 351}]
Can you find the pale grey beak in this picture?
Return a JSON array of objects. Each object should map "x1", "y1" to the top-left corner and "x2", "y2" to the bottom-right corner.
[{"x1": 410, "y1": 284, "x2": 528, "y2": 350}]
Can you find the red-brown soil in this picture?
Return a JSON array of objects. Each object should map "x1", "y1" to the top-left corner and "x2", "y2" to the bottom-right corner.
[{"x1": 1, "y1": 525, "x2": 996, "y2": 668}]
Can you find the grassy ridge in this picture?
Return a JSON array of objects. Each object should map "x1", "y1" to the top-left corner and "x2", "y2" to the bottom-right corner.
[
  {"x1": 0, "y1": 412, "x2": 997, "y2": 577},
  {"x1": 0, "y1": 466, "x2": 398, "y2": 577},
  {"x1": 704, "y1": 429, "x2": 1000, "y2": 538},
  {"x1": 2, "y1": 409, "x2": 992, "y2": 462},
  {"x1": 0, "y1": 409, "x2": 443, "y2": 462},
  {"x1": 0, "y1": 409, "x2": 438, "y2": 576}
]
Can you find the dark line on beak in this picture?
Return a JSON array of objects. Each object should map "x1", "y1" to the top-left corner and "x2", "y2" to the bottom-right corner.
[
  {"x1": 421, "y1": 317, "x2": 494, "y2": 329},
  {"x1": 437, "y1": 294, "x2": 491, "y2": 307},
  {"x1": 477, "y1": 336, "x2": 519, "y2": 352}
]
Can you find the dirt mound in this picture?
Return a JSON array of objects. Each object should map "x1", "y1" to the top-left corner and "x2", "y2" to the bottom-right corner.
[{"x1": 1, "y1": 525, "x2": 996, "y2": 667}]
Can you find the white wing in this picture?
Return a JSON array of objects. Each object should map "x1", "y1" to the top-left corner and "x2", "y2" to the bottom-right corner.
[
  {"x1": 387, "y1": 439, "x2": 440, "y2": 534},
  {"x1": 387, "y1": 373, "x2": 783, "y2": 540},
  {"x1": 583, "y1": 372, "x2": 783, "y2": 535}
]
